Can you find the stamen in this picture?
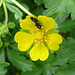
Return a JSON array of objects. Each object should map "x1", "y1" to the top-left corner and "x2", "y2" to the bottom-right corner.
[
  {"x1": 45, "y1": 40, "x2": 47, "y2": 42},
  {"x1": 42, "y1": 43, "x2": 43, "y2": 45},
  {"x1": 34, "y1": 40, "x2": 38, "y2": 42},
  {"x1": 41, "y1": 26, "x2": 43, "y2": 28},
  {"x1": 41, "y1": 40, "x2": 43, "y2": 42}
]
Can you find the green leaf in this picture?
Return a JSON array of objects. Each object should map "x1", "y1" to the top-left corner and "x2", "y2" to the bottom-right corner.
[
  {"x1": 43, "y1": 38, "x2": 75, "y2": 66},
  {"x1": 20, "y1": 3, "x2": 29, "y2": 11},
  {"x1": 22, "y1": 68, "x2": 43, "y2": 75},
  {"x1": 49, "y1": 54, "x2": 67, "y2": 66},
  {"x1": 42, "y1": 0, "x2": 51, "y2": 5},
  {"x1": 43, "y1": 0, "x2": 62, "y2": 17},
  {"x1": 7, "y1": 48, "x2": 33, "y2": 71},
  {"x1": 5, "y1": 0, "x2": 14, "y2": 4},
  {"x1": 57, "y1": 38, "x2": 75, "y2": 62},
  {"x1": 6, "y1": 3, "x2": 23, "y2": 20},
  {"x1": 0, "y1": 25, "x2": 9, "y2": 37},
  {"x1": 67, "y1": 0, "x2": 75, "y2": 20},
  {"x1": 50, "y1": 12, "x2": 59, "y2": 19},
  {"x1": 43, "y1": 66, "x2": 52, "y2": 75},
  {"x1": 54, "y1": 62, "x2": 75, "y2": 75},
  {"x1": 34, "y1": 0, "x2": 42, "y2": 6},
  {"x1": 32, "y1": 6, "x2": 44, "y2": 16},
  {"x1": 0, "y1": 38, "x2": 3, "y2": 48},
  {"x1": 56, "y1": 12, "x2": 68, "y2": 25},
  {"x1": 9, "y1": 43, "x2": 19, "y2": 51},
  {"x1": 0, "y1": 62, "x2": 10, "y2": 68},
  {"x1": 70, "y1": 28, "x2": 75, "y2": 39},
  {"x1": 0, "y1": 62, "x2": 10, "y2": 75},
  {"x1": 7, "y1": 22, "x2": 15, "y2": 28},
  {"x1": 59, "y1": 20, "x2": 75, "y2": 32},
  {"x1": 43, "y1": 0, "x2": 75, "y2": 19},
  {"x1": 0, "y1": 0, "x2": 2, "y2": 7},
  {"x1": 0, "y1": 22, "x2": 2, "y2": 27},
  {"x1": 0, "y1": 48, "x2": 5, "y2": 62}
]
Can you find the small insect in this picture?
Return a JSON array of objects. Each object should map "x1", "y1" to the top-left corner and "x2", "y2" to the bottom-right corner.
[
  {"x1": 30, "y1": 17, "x2": 41, "y2": 29},
  {"x1": 30, "y1": 17, "x2": 38, "y2": 22},
  {"x1": 35, "y1": 22, "x2": 41, "y2": 29}
]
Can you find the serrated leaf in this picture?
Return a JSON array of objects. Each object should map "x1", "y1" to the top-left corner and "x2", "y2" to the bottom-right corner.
[
  {"x1": 43, "y1": 0, "x2": 62, "y2": 17},
  {"x1": 6, "y1": 3, "x2": 23, "y2": 20},
  {"x1": 34, "y1": 0, "x2": 42, "y2": 6},
  {"x1": 0, "y1": 38, "x2": 3, "y2": 48},
  {"x1": 7, "y1": 48, "x2": 33, "y2": 71},
  {"x1": 0, "y1": 62, "x2": 10, "y2": 68},
  {"x1": 67, "y1": 0, "x2": 75, "y2": 20},
  {"x1": 59, "y1": 20, "x2": 75, "y2": 32},
  {"x1": 5, "y1": 0, "x2": 14, "y2": 4},
  {"x1": 54, "y1": 62, "x2": 75, "y2": 75},
  {"x1": 0, "y1": 62, "x2": 10, "y2": 75},
  {"x1": 70, "y1": 28, "x2": 75, "y2": 39},
  {"x1": 32, "y1": 6, "x2": 44, "y2": 16},
  {"x1": 0, "y1": 22, "x2": 3, "y2": 27},
  {"x1": 43, "y1": 66, "x2": 52, "y2": 75},
  {"x1": 50, "y1": 12, "x2": 59, "y2": 19},
  {"x1": 9, "y1": 43, "x2": 19, "y2": 51},
  {"x1": 0, "y1": 48, "x2": 5, "y2": 62},
  {"x1": 22, "y1": 68, "x2": 43, "y2": 75},
  {"x1": 43, "y1": 0, "x2": 75, "y2": 19},
  {"x1": 0, "y1": 0, "x2": 2, "y2": 7},
  {"x1": 20, "y1": 3, "x2": 29, "y2": 11},
  {"x1": 7, "y1": 22, "x2": 15, "y2": 28},
  {"x1": 42, "y1": 0, "x2": 50, "y2": 5},
  {"x1": 43, "y1": 38, "x2": 75, "y2": 66},
  {"x1": 57, "y1": 38, "x2": 75, "y2": 62}
]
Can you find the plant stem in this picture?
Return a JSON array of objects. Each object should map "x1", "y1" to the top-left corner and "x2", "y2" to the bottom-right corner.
[
  {"x1": 11, "y1": 0, "x2": 33, "y2": 15},
  {"x1": 3, "y1": 0, "x2": 8, "y2": 25}
]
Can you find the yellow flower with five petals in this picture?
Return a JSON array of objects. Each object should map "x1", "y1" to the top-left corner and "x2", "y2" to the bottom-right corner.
[{"x1": 14, "y1": 15, "x2": 62, "y2": 61}]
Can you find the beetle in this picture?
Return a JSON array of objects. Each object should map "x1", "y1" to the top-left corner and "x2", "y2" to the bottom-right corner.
[
  {"x1": 35, "y1": 22, "x2": 41, "y2": 29},
  {"x1": 30, "y1": 17, "x2": 41, "y2": 29},
  {"x1": 30, "y1": 17, "x2": 38, "y2": 22}
]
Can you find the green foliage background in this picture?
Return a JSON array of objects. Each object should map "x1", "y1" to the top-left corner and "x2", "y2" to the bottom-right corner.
[{"x1": 0, "y1": 0, "x2": 75, "y2": 75}]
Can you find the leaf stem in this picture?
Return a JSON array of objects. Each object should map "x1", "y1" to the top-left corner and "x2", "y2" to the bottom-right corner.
[
  {"x1": 11, "y1": 0, "x2": 33, "y2": 15},
  {"x1": 3, "y1": 0, "x2": 8, "y2": 25}
]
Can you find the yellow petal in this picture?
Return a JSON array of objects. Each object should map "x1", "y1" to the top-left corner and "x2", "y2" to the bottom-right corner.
[
  {"x1": 40, "y1": 43, "x2": 49, "y2": 61},
  {"x1": 38, "y1": 15, "x2": 56, "y2": 31},
  {"x1": 14, "y1": 31, "x2": 33, "y2": 51},
  {"x1": 47, "y1": 33, "x2": 62, "y2": 44},
  {"x1": 47, "y1": 42, "x2": 60, "y2": 51},
  {"x1": 18, "y1": 41, "x2": 33, "y2": 51},
  {"x1": 20, "y1": 15, "x2": 37, "y2": 30},
  {"x1": 14, "y1": 31, "x2": 33, "y2": 43},
  {"x1": 47, "y1": 33, "x2": 62, "y2": 51},
  {"x1": 30, "y1": 42, "x2": 49, "y2": 61}
]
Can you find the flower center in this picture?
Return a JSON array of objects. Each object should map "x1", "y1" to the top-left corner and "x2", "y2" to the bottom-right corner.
[{"x1": 33, "y1": 30, "x2": 45, "y2": 41}]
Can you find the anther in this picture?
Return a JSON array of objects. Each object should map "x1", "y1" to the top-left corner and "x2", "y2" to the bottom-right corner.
[
  {"x1": 45, "y1": 40, "x2": 47, "y2": 42},
  {"x1": 42, "y1": 43, "x2": 43, "y2": 45},
  {"x1": 41, "y1": 26, "x2": 43, "y2": 28},
  {"x1": 41, "y1": 40, "x2": 43, "y2": 42},
  {"x1": 42, "y1": 30, "x2": 44, "y2": 32},
  {"x1": 34, "y1": 40, "x2": 37, "y2": 42}
]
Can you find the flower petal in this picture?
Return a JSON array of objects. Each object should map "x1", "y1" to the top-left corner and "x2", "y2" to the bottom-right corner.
[
  {"x1": 30, "y1": 42, "x2": 49, "y2": 61},
  {"x1": 47, "y1": 33, "x2": 62, "y2": 51},
  {"x1": 14, "y1": 31, "x2": 34, "y2": 51},
  {"x1": 18, "y1": 41, "x2": 33, "y2": 51},
  {"x1": 14, "y1": 31, "x2": 33, "y2": 42},
  {"x1": 47, "y1": 33, "x2": 62, "y2": 44},
  {"x1": 47, "y1": 42, "x2": 60, "y2": 51},
  {"x1": 38, "y1": 16, "x2": 56, "y2": 31},
  {"x1": 20, "y1": 15, "x2": 37, "y2": 30}
]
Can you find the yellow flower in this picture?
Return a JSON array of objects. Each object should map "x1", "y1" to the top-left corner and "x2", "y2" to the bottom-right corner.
[{"x1": 14, "y1": 15, "x2": 62, "y2": 61}]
